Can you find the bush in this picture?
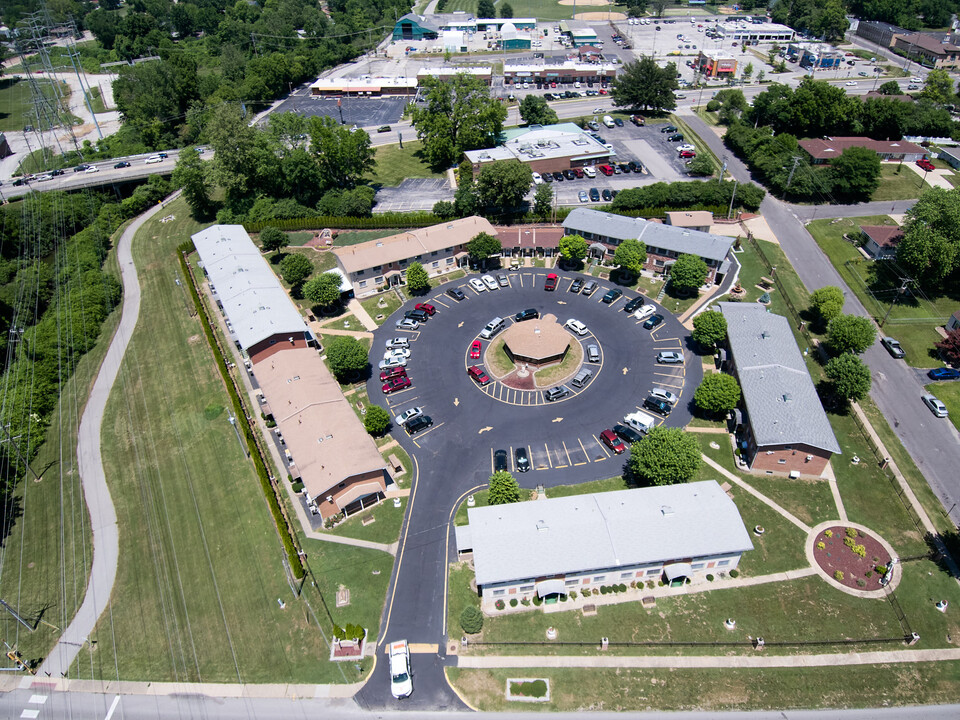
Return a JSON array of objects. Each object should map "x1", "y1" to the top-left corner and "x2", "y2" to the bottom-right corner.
[
  {"x1": 834, "y1": 570, "x2": 845, "y2": 581},
  {"x1": 509, "y1": 598, "x2": 518, "y2": 607},
  {"x1": 846, "y1": 527, "x2": 858, "y2": 538},
  {"x1": 729, "y1": 569, "x2": 739, "y2": 578},
  {"x1": 618, "y1": 583, "x2": 627, "y2": 592},
  {"x1": 521, "y1": 598, "x2": 531, "y2": 605},
  {"x1": 856, "y1": 579, "x2": 867, "y2": 588},
  {"x1": 532, "y1": 595, "x2": 542, "y2": 606},
  {"x1": 362, "y1": 405, "x2": 391, "y2": 436},
  {"x1": 560, "y1": 594, "x2": 567, "y2": 602},
  {"x1": 600, "y1": 586, "x2": 609, "y2": 595},
  {"x1": 876, "y1": 564, "x2": 888, "y2": 575},
  {"x1": 460, "y1": 606, "x2": 484, "y2": 634},
  {"x1": 825, "y1": 529, "x2": 833, "y2": 537},
  {"x1": 706, "y1": 99, "x2": 721, "y2": 112},
  {"x1": 495, "y1": 599, "x2": 505, "y2": 610},
  {"x1": 706, "y1": 574, "x2": 714, "y2": 582},
  {"x1": 817, "y1": 541, "x2": 826, "y2": 550},
  {"x1": 569, "y1": 591, "x2": 577, "y2": 600},
  {"x1": 853, "y1": 544, "x2": 867, "y2": 558}
]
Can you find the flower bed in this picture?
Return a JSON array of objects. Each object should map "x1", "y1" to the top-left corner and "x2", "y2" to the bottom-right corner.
[
  {"x1": 506, "y1": 678, "x2": 550, "y2": 703},
  {"x1": 813, "y1": 526, "x2": 892, "y2": 591}
]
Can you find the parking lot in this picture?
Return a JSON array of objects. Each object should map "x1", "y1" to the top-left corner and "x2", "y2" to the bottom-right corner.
[{"x1": 271, "y1": 93, "x2": 409, "y2": 127}]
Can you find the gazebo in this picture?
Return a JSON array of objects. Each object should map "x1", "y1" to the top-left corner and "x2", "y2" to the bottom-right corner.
[{"x1": 501, "y1": 313, "x2": 570, "y2": 366}]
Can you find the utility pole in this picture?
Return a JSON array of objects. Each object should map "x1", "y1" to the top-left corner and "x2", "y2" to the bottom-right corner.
[
  {"x1": 727, "y1": 179, "x2": 738, "y2": 219},
  {"x1": 785, "y1": 155, "x2": 802, "y2": 189},
  {"x1": 0, "y1": 423, "x2": 40, "y2": 481},
  {"x1": 881, "y1": 278, "x2": 913, "y2": 327}
]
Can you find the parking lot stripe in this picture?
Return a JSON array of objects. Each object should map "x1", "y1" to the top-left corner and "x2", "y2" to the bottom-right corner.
[
  {"x1": 596, "y1": 434, "x2": 613, "y2": 459},
  {"x1": 544, "y1": 442, "x2": 553, "y2": 468},
  {"x1": 561, "y1": 440, "x2": 573, "y2": 466},
  {"x1": 576, "y1": 437, "x2": 590, "y2": 465},
  {"x1": 432, "y1": 297, "x2": 451, "y2": 308}
]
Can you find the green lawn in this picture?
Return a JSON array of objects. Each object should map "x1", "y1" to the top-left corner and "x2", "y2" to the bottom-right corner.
[
  {"x1": 533, "y1": 340, "x2": 582, "y2": 385},
  {"x1": 0, "y1": 77, "x2": 70, "y2": 131},
  {"x1": 440, "y1": 0, "x2": 575, "y2": 19},
  {"x1": 360, "y1": 292, "x2": 402, "y2": 326},
  {"x1": 76, "y1": 196, "x2": 388, "y2": 684},
  {"x1": 327, "y1": 497, "x2": 406, "y2": 544},
  {"x1": 927, "y1": 381, "x2": 960, "y2": 435},
  {"x1": 454, "y1": 487, "x2": 534, "y2": 527},
  {"x1": 371, "y1": 141, "x2": 445, "y2": 186},
  {"x1": 871, "y1": 164, "x2": 934, "y2": 202},
  {"x1": 87, "y1": 86, "x2": 112, "y2": 113},
  {"x1": 285, "y1": 231, "x2": 316, "y2": 247}
]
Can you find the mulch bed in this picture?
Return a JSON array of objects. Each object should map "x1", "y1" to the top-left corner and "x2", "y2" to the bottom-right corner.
[{"x1": 814, "y1": 526, "x2": 892, "y2": 591}]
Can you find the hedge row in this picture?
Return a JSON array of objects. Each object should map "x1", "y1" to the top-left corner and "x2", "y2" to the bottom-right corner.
[{"x1": 177, "y1": 242, "x2": 305, "y2": 580}]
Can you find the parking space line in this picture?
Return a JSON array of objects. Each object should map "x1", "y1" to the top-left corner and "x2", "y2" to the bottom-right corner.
[
  {"x1": 432, "y1": 297, "x2": 451, "y2": 308},
  {"x1": 595, "y1": 434, "x2": 613, "y2": 459},
  {"x1": 561, "y1": 440, "x2": 573, "y2": 466},
  {"x1": 544, "y1": 442, "x2": 553, "y2": 468},
  {"x1": 574, "y1": 437, "x2": 589, "y2": 465}
]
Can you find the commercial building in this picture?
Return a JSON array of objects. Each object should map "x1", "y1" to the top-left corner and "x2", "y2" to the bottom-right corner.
[
  {"x1": 860, "y1": 225, "x2": 903, "y2": 260},
  {"x1": 562, "y1": 208, "x2": 736, "y2": 286},
  {"x1": 893, "y1": 33, "x2": 960, "y2": 69},
  {"x1": 391, "y1": 12, "x2": 536, "y2": 40},
  {"x1": 799, "y1": 137, "x2": 926, "y2": 164},
  {"x1": 499, "y1": 22, "x2": 532, "y2": 51},
  {"x1": 417, "y1": 65, "x2": 493, "y2": 85},
  {"x1": 714, "y1": 21, "x2": 794, "y2": 45},
  {"x1": 786, "y1": 42, "x2": 843, "y2": 69},
  {"x1": 559, "y1": 20, "x2": 599, "y2": 47},
  {"x1": 332, "y1": 216, "x2": 496, "y2": 298},
  {"x1": 309, "y1": 76, "x2": 418, "y2": 97},
  {"x1": 393, "y1": 13, "x2": 440, "y2": 41},
  {"x1": 456, "y1": 482, "x2": 753, "y2": 604},
  {"x1": 503, "y1": 59, "x2": 619, "y2": 85},
  {"x1": 719, "y1": 302, "x2": 841, "y2": 477},
  {"x1": 855, "y1": 20, "x2": 908, "y2": 48},
  {"x1": 463, "y1": 123, "x2": 613, "y2": 175},
  {"x1": 695, "y1": 51, "x2": 738, "y2": 78}
]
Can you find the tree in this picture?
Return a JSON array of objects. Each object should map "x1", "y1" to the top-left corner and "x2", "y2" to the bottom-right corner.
[
  {"x1": 921, "y1": 68, "x2": 955, "y2": 106},
  {"x1": 259, "y1": 226, "x2": 288, "y2": 255},
  {"x1": 877, "y1": 80, "x2": 903, "y2": 96},
  {"x1": 499, "y1": 2, "x2": 514, "y2": 18},
  {"x1": 743, "y1": 62, "x2": 754, "y2": 82},
  {"x1": 307, "y1": 115, "x2": 376, "y2": 191},
  {"x1": 936, "y1": 329, "x2": 960, "y2": 366},
  {"x1": 488, "y1": 471, "x2": 521, "y2": 504},
  {"x1": 406, "y1": 262, "x2": 431, "y2": 294},
  {"x1": 558, "y1": 234, "x2": 588, "y2": 263},
  {"x1": 303, "y1": 272, "x2": 343, "y2": 309},
  {"x1": 533, "y1": 183, "x2": 553, "y2": 218},
  {"x1": 686, "y1": 154, "x2": 714, "y2": 176},
  {"x1": 612, "y1": 238, "x2": 647, "y2": 278},
  {"x1": 610, "y1": 56, "x2": 678, "y2": 113},
  {"x1": 466, "y1": 232, "x2": 503, "y2": 264},
  {"x1": 714, "y1": 89, "x2": 748, "y2": 124},
  {"x1": 827, "y1": 314, "x2": 877, "y2": 355},
  {"x1": 694, "y1": 373, "x2": 742, "y2": 414},
  {"x1": 651, "y1": 0, "x2": 667, "y2": 16},
  {"x1": 825, "y1": 353, "x2": 872, "y2": 402},
  {"x1": 627, "y1": 427, "x2": 702, "y2": 486},
  {"x1": 477, "y1": 0, "x2": 496, "y2": 17},
  {"x1": 768, "y1": 44, "x2": 782, "y2": 65},
  {"x1": 692, "y1": 310, "x2": 727, "y2": 348},
  {"x1": 407, "y1": 75, "x2": 508, "y2": 168},
  {"x1": 433, "y1": 200, "x2": 456, "y2": 219},
  {"x1": 325, "y1": 336, "x2": 368, "y2": 380},
  {"x1": 810, "y1": 286, "x2": 845, "y2": 324},
  {"x1": 896, "y1": 187, "x2": 960, "y2": 288},
  {"x1": 279, "y1": 253, "x2": 314, "y2": 287},
  {"x1": 669, "y1": 254, "x2": 708, "y2": 293},
  {"x1": 206, "y1": 102, "x2": 278, "y2": 206},
  {"x1": 475, "y1": 160, "x2": 533, "y2": 211},
  {"x1": 756, "y1": 70, "x2": 765, "y2": 84},
  {"x1": 363, "y1": 405, "x2": 391, "y2": 436},
  {"x1": 459, "y1": 606, "x2": 483, "y2": 634},
  {"x1": 171, "y1": 149, "x2": 213, "y2": 219},
  {"x1": 518, "y1": 95, "x2": 559, "y2": 126},
  {"x1": 830, "y1": 147, "x2": 881, "y2": 201}
]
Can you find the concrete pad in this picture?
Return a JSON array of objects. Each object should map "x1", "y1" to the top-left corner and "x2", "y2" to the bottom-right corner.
[
  {"x1": 741, "y1": 216, "x2": 781, "y2": 244},
  {"x1": 620, "y1": 138, "x2": 682, "y2": 181},
  {"x1": 900, "y1": 160, "x2": 955, "y2": 190}
]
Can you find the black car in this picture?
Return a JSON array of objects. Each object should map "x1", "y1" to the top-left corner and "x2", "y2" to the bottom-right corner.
[
  {"x1": 613, "y1": 423, "x2": 644, "y2": 445},
  {"x1": 614, "y1": 117, "x2": 624, "y2": 127},
  {"x1": 563, "y1": 169, "x2": 576, "y2": 180},
  {"x1": 544, "y1": 386, "x2": 568, "y2": 402},
  {"x1": 515, "y1": 446, "x2": 530, "y2": 473},
  {"x1": 602, "y1": 288, "x2": 622, "y2": 304},
  {"x1": 73, "y1": 164, "x2": 89, "y2": 172},
  {"x1": 667, "y1": 133, "x2": 684, "y2": 142},
  {"x1": 544, "y1": 93, "x2": 554, "y2": 100},
  {"x1": 617, "y1": 162, "x2": 631, "y2": 174},
  {"x1": 601, "y1": 189, "x2": 612, "y2": 201},
  {"x1": 643, "y1": 397, "x2": 672, "y2": 416},
  {"x1": 447, "y1": 287, "x2": 466, "y2": 302},
  {"x1": 157, "y1": 152, "x2": 168, "y2": 158},
  {"x1": 661, "y1": 125, "x2": 678, "y2": 133},
  {"x1": 624, "y1": 296, "x2": 645, "y2": 313},
  {"x1": 644, "y1": 313, "x2": 664, "y2": 329},
  {"x1": 552, "y1": 171, "x2": 564, "y2": 182},
  {"x1": 515, "y1": 308, "x2": 539, "y2": 322},
  {"x1": 569, "y1": 278, "x2": 584, "y2": 293},
  {"x1": 543, "y1": 172, "x2": 554, "y2": 183},
  {"x1": 114, "y1": 161, "x2": 131, "y2": 169},
  {"x1": 50, "y1": 169, "x2": 64, "y2": 176},
  {"x1": 628, "y1": 161, "x2": 642, "y2": 173},
  {"x1": 405, "y1": 415, "x2": 433, "y2": 434},
  {"x1": 405, "y1": 309, "x2": 429, "y2": 322},
  {"x1": 494, "y1": 449, "x2": 508, "y2": 472},
  {"x1": 589, "y1": 188, "x2": 600, "y2": 202}
]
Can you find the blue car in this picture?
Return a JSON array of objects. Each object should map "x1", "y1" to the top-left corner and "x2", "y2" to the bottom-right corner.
[{"x1": 928, "y1": 367, "x2": 960, "y2": 380}]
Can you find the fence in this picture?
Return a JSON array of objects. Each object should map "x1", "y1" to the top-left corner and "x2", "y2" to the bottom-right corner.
[
  {"x1": 884, "y1": 588, "x2": 913, "y2": 638},
  {"x1": 746, "y1": 234, "x2": 813, "y2": 344},
  {"x1": 466, "y1": 635, "x2": 912, "y2": 650}
]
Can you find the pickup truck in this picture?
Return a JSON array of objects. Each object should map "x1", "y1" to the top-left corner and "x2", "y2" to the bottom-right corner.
[{"x1": 389, "y1": 639, "x2": 413, "y2": 698}]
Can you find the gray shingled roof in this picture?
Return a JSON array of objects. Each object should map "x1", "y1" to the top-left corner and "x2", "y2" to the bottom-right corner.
[
  {"x1": 563, "y1": 208, "x2": 734, "y2": 263},
  {"x1": 465, "y1": 481, "x2": 754, "y2": 587},
  {"x1": 720, "y1": 302, "x2": 841, "y2": 455}
]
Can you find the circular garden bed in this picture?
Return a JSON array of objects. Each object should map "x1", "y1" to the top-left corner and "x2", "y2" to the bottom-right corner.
[{"x1": 813, "y1": 526, "x2": 892, "y2": 592}]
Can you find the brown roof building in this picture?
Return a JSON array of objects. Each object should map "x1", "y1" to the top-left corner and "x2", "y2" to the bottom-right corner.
[
  {"x1": 665, "y1": 211, "x2": 714, "y2": 233},
  {"x1": 257, "y1": 348, "x2": 387, "y2": 520},
  {"x1": 860, "y1": 225, "x2": 903, "y2": 260},
  {"x1": 892, "y1": 33, "x2": 960, "y2": 69},
  {"x1": 799, "y1": 137, "x2": 926, "y2": 164}
]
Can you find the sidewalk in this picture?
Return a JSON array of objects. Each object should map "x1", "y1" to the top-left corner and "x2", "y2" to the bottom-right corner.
[{"x1": 6, "y1": 676, "x2": 363, "y2": 699}]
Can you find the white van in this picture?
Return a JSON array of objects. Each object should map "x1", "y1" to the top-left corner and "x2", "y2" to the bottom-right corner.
[
  {"x1": 603, "y1": 115, "x2": 616, "y2": 128},
  {"x1": 480, "y1": 316, "x2": 505, "y2": 339},
  {"x1": 623, "y1": 410, "x2": 656, "y2": 435}
]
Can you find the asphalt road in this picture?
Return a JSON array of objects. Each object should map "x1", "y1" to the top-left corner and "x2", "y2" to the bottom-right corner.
[
  {"x1": 683, "y1": 112, "x2": 960, "y2": 527},
  {"x1": 357, "y1": 267, "x2": 699, "y2": 709}
]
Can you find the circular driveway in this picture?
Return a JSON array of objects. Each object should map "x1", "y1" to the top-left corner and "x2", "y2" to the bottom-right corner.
[{"x1": 366, "y1": 267, "x2": 702, "y2": 486}]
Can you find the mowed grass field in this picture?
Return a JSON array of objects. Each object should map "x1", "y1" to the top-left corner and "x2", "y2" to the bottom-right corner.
[
  {"x1": 439, "y1": 0, "x2": 576, "y2": 20},
  {"x1": 73, "y1": 197, "x2": 391, "y2": 683}
]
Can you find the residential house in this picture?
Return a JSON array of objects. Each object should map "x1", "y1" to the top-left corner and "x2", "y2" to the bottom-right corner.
[
  {"x1": 860, "y1": 225, "x2": 903, "y2": 260},
  {"x1": 799, "y1": 137, "x2": 926, "y2": 164}
]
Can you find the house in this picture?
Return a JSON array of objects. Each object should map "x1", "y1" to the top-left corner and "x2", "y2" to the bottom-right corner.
[
  {"x1": 192, "y1": 225, "x2": 314, "y2": 364},
  {"x1": 938, "y1": 147, "x2": 960, "y2": 171},
  {"x1": 947, "y1": 310, "x2": 960, "y2": 332},
  {"x1": 666, "y1": 211, "x2": 714, "y2": 233},
  {"x1": 463, "y1": 123, "x2": 613, "y2": 175},
  {"x1": 332, "y1": 216, "x2": 496, "y2": 298},
  {"x1": 562, "y1": 208, "x2": 736, "y2": 285},
  {"x1": 892, "y1": 33, "x2": 960, "y2": 70},
  {"x1": 456, "y1": 482, "x2": 754, "y2": 606},
  {"x1": 856, "y1": 20, "x2": 908, "y2": 48},
  {"x1": 860, "y1": 225, "x2": 903, "y2": 259},
  {"x1": 695, "y1": 51, "x2": 738, "y2": 78},
  {"x1": 799, "y1": 137, "x2": 926, "y2": 164},
  {"x1": 862, "y1": 90, "x2": 915, "y2": 103},
  {"x1": 496, "y1": 225, "x2": 562, "y2": 258},
  {"x1": 719, "y1": 302, "x2": 841, "y2": 477}
]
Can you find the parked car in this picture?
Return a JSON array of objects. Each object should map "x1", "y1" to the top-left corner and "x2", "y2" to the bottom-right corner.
[
  {"x1": 114, "y1": 161, "x2": 131, "y2": 168},
  {"x1": 916, "y1": 158, "x2": 935, "y2": 172},
  {"x1": 469, "y1": 277, "x2": 487, "y2": 293},
  {"x1": 624, "y1": 296, "x2": 645, "y2": 313},
  {"x1": 379, "y1": 367, "x2": 407, "y2": 382},
  {"x1": 587, "y1": 344, "x2": 600, "y2": 363},
  {"x1": 644, "y1": 313, "x2": 664, "y2": 329},
  {"x1": 579, "y1": 190, "x2": 589, "y2": 203},
  {"x1": 679, "y1": 150, "x2": 696, "y2": 158},
  {"x1": 447, "y1": 287, "x2": 466, "y2": 302},
  {"x1": 643, "y1": 397, "x2": 672, "y2": 416},
  {"x1": 404, "y1": 414, "x2": 433, "y2": 434},
  {"x1": 589, "y1": 187, "x2": 601, "y2": 202},
  {"x1": 544, "y1": 273, "x2": 559, "y2": 291},
  {"x1": 414, "y1": 302, "x2": 436, "y2": 316},
  {"x1": 928, "y1": 367, "x2": 960, "y2": 380},
  {"x1": 614, "y1": 117, "x2": 624, "y2": 127},
  {"x1": 532, "y1": 172, "x2": 544, "y2": 184},
  {"x1": 481, "y1": 274, "x2": 498, "y2": 290},
  {"x1": 650, "y1": 387, "x2": 679, "y2": 405},
  {"x1": 600, "y1": 429, "x2": 626, "y2": 455},
  {"x1": 628, "y1": 161, "x2": 643, "y2": 173},
  {"x1": 395, "y1": 407, "x2": 423, "y2": 425},
  {"x1": 633, "y1": 305, "x2": 656, "y2": 321},
  {"x1": 383, "y1": 376, "x2": 412, "y2": 394},
  {"x1": 881, "y1": 336, "x2": 905, "y2": 358},
  {"x1": 497, "y1": 273, "x2": 509, "y2": 287},
  {"x1": 383, "y1": 347, "x2": 411, "y2": 361},
  {"x1": 602, "y1": 288, "x2": 622, "y2": 304},
  {"x1": 389, "y1": 639, "x2": 413, "y2": 699},
  {"x1": 582, "y1": 280, "x2": 598, "y2": 296},
  {"x1": 385, "y1": 337, "x2": 410, "y2": 349},
  {"x1": 515, "y1": 446, "x2": 530, "y2": 473},
  {"x1": 552, "y1": 171, "x2": 564, "y2": 182},
  {"x1": 565, "y1": 318, "x2": 589, "y2": 336},
  {"x1": 598, "y1": 164, "x2": 614, "y2": 176},
  {"x1": 583, "y1": 166, "x2": 597, "y2": 178},
  {"x1": 494, "y1": 449, "x2": 508, "y2": 472},
  {"x1": 515, "y1": 308, "x2": 539, "y2": 322},
  {"x1": 613, "y1": 423, "x2": 644, "y2": 445},
  {"x1": 470, "y1": 339, "x2": 482, "y2": 359},
  {"x1": 677, "y1": 144, "x2": 696, "y2": 153},
  {"x1": 468, "y1": 365, "x2": 491, "y2": 385},
  {"x1": 601, "y1": 189, "x2": 613, "y2": 201},
  {"x1": 544, "y1": 386, "x2": 568, "y2": 402},
  {"x1": 667, "y1": 133, "x2": 684, "y2": 142},
  {"x1": 395, "y1": 318, "x2": 420, "y2": 331},
  {"x1": 661, "y1": 125, "x2": 678, "y2": 133},
  {"x1": 657, "y1": 350, "x2": 684, "y2": 364},
  {"x1": 404, "y1": 309, "x2": 429, "y2": 322},
  {"x1": 570, "y1": 278, "x2": 584, "y2": 293},
  {"x1": 921, "y1": 393, "x2": 949, "y2": 418}
]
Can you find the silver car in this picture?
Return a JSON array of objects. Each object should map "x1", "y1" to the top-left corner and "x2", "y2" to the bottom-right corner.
[
  {"x1": 656, "y1": 351, "x2": 684, "y2": 364},
  {"x1": 921, "y1": 394, "x2": 948, "y2": 418},
  {"x1": 650, "y1": 387, "x2": 679, "y2": 405}
]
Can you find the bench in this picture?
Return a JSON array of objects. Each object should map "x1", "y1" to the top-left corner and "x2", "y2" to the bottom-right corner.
[{"x1": 388, "y1": 454, "x2": 404, "y2": 474}]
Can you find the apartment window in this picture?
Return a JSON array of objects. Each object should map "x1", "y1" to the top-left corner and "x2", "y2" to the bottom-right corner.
[
  {"x1": 356, "y1": 269, "x2": 365, "y2": 277},
  {"x1": 565, "y1": 579, "x2": 579, "y2": 587},
  {"x1": 520, "y1": 584, "x2": 534, "y2": 592},
  {"x1": 492, "y1": 588, "x2": 505, "y2": 597},
  {"x1": 432, "y1": 261, "x2": 440, "y2": 268},
  {"x1": 431, "y1": 251, "x2": 439, "y2": 256},
  {"x1": 620, "y1": 572, "x2": 633, "y2": 580},
  {"x1": 646, "y1": 568, "x2": 661, "y2": 576},
  {"x1": 592, "y1": 575, "x2": 606, "y2": 583},
  {"x1": 374, "y1": 265, "x2": 382, "y2": 272},
  {"x1": 358, "y1": 280, "x2": 367, "y2": 288},
  {"x1": 375, "y1": 276, "x2": 384, "y2": 285},
  {"x1": 717, "y1": 559, "x2": 730, "y2": 567},
  {"x1": 446, "y1": 257, "x2": 454, "y2": 264},
  {"x1": 691, "y1": 563, "x2": 705, "y2": 570}
]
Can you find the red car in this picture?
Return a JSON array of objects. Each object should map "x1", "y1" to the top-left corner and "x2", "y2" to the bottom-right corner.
[
  {"x1": 379, "y1": 366, "x2": 408, "y2": 382},
  {"x1": 916, "y1": 158, "x2": 935, "y2": 171},
  {"x1": 382, "y1": 376, "x2": 411, "y2": 394},
  {"x1": 468, "y1": 365, "x2": 490, "y2": 386},
  {"x1": 550, "y1": 81, "x2": 557, "y2": 88},
  {"x1": 544, "y1": 273, "x2": 558, "y2": 291},
  {"x1": 598, "y1": 88, "x2": 607, "y2": 95},
  {"x1": 470, "y1": 339, "x2": 482, "y2": 359},
  {"x1": 572, "y1": 167, "x2": 584, "y2": 178},
  {"x1": 598, "y1": 164, "x2": 614, "y2": 176},
  {"x1": 679, "y1": 150, "x2": 696, "y2": 158},
  {"x1": 415, "y1": 302, "x2": 436, "y2": 315},
  {"x1": 600, "y1": 429, "x2": 626, "y2": 455}
]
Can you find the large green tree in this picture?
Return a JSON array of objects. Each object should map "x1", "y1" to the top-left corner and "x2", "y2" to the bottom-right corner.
[
  {"x1": 303, "y1": 272, "x2": 343, "y2": 309},
  {"x1": 363, "y1": 405, "x2": 391, "y2": 436},
  {"x1": 466, "y1": 232, "x2": 503, "y2": 263},
  {"x1": 475, "y1": 160, "x2": 533, "y2": 212},
  {"x1": 207, "y1": 102, "x2": 279, "y2": 205},
  {"x1": 325, "y1": 336, "x2": 368, "y2": 380},
  {"x1": 558, "y1": 234, "x2": 588, "y2": 263},
  {"x1": 611, "y1": 57, "x2": 678, "y2": 113},
  {"x1": 259, "y1": 226, "x2": 288, "y2": 255},
  {"x1": 692, "y1": 310, "x2": 727, "y2": 348},
  {"x1": 171, "y1": 149, "x2": 213, "y2": 220},
  {"x1": 826, "y1": 314, "x2": 877, "y2": 355},
  {"x1": 694, "y1": 373, "x2": 742, "y2": 415},
  {"x1": 825, "y1": 353, "x2": 872, "y2": 402},
  {"x1": 612, "y1": 238, "x2": 647, "y2": 278},
  {"x1": 830, "y1": 147, "x2": 881, "y2": 201},
  {"x1": 810, "y1": 285, "x2": 845, "y2": 324},
  {"x1": 669, "y1": 254, "x2": 708, "y2": 294},
  {"x1": 405, "y1": 262, "x2": 431, "y2": 293},
  {"x1": 307, "y1": 115, "x2": 376, "y2": 191},
  {"x1": 519, "y1": 95, "x2": 559, "y2": 126},
  {"x1": 895, "y1": 187, "x2": 960, "y2": 288},
  {"x1": 533, "y1": 183, "x2": 553, "y2": 219},
  {"x1": 477, "y1": 0, "x2": 496, "y2": 17},
  {"x1": 921, "y1": 68, "x2": 956, "y2": 106},
  {"x1": 628, "y1": 427, "x2": 702, "y2": 486},
  {"x1": 407, "y1": 75, "x2": 508, "y2": 168},
  {"x1": 488, "y1": 471, "x2": 521, "y2": 504},
  {"x1": 279, "y1": 253, "x2": 314, "y2": 287}
]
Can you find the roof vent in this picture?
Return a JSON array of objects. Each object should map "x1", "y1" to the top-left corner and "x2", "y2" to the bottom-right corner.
[
  {"x1": 376, "y1": 242, "x2": 383, "y2": 247},
  {"x1": 761, "y1": 330, "x2": 769, "y2": 339},
  {"x1": 536, "y1": 520, "x2": 549, "y2": 531},
  {"x1": 782, "y1": 393, "x2": 792, "y2": 402},
  {"x1": 660, "y1": 505, "x2": 674, "y2": 516}
]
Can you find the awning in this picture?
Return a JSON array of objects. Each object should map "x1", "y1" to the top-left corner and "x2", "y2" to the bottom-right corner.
[
  {"x1": 546, "y1": 72, "x2": 560, "y2": 77},
  {"x1": 589, "y1": 242, "x2": 606, "y2": 253},
  {"x1": 664, "y1": 562, "x2": 692, "y2": 582},
  {"x1": 335, "y1": 481, "x2": 384, "y2": 509},
  {"x1": 455, "y1": 525, "x2": 473, "y2": 553},
  {"x1": 536, "y1": 579, "x2": 566, "y2": 597},
  {"x1": 384, "y1": 270, "x2": 402, "y2": 279}
]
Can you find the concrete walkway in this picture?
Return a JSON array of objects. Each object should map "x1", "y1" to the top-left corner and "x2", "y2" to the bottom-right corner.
[
  {"x1": 347, "y1": 298, "x2": 380, "y2": 331},
  {"x1": 40, "y1": 198, "x2": 172, "y2": 678},
  {"x1": 9, "y1": 676, "x2": 363, "y2": 698}
]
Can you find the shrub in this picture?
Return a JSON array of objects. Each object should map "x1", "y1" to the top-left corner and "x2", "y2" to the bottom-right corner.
[
  {"x1": 521, "y1": 598, "x2": 531, "y2": 606},
  {"x1": 876, "y1": 564, "x2": 888, "y2": 575},
  {"x1": 460, "y1": 606, "x2": 483, "y2": 634},
  {"x1": 834, "y1": 570, "x2": 845, "y2": 581},
  {"x1": 853, "y1": 544, "x2": 867, "y2": 558},
  {"x1": 600, "y1": 586, "x2": 609, "y2": 595},
  {"x1": 865, "y1": 570, "x2": 873, "y2": 578},
  {"x1": 817, "y1": 541, "x2": 826, "y2": 550},
  {"x1": 706, "y1": 574, "x2": 714, "y2": 582},
  {"x1": 560, "y1": 594, "x2": 568, "y2": 602},
  {"x1": 569, "y1": 591, "x2": 577, "y2": 600},
  {"x1": 532, "y1": 595, "x2": 542, "y2": 606},
  {"x1": 658, "y1": 580, "x2": 665, "y2": 587},
  {"x1": 511, "y1": 679, "x2": 548, "y2": 698},
  {"x1": 646, "y1": 580, "x2": 655, "y2": 589},
  {"x1": 825, "y1": 529, "x2": 833, "y2": 537},
  {"x1": 495, "y1": 599, "x2": 505, "y2": 610},
  {"x1": 618, "y1": 583, "x2": 627, "y2": 592},
  {"x1": 729, "y1": 569, "x2": 739, "y2": 578},
  {"x1": 846, "y1": 527, "x2": 858, "y2": 538},
  {"x1": 844, "y1": 536, "x2": 856, "y2": 549}
]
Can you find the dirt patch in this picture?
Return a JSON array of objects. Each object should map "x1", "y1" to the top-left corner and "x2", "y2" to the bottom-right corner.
[
  {"x1": 813, "y1": 526, "x2": 892, "y2": 591},
  {"x1": 187, "y1": 334, "x2": 202, "y2": 344},
  {"x1": 575, "y1": 11, "x2": 626, "y2": 20},
  {"x1": 558, "y1": 0, "x2": 608, "y2": 5}
]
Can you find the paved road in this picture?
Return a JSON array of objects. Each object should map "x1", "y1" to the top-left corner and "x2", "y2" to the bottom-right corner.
[
  {"x1": 682, "y1": 112, "x2": 960, "y2": 527},
  {"x1": 39, "y1": 198, "x2": 170, "y2": 678}
]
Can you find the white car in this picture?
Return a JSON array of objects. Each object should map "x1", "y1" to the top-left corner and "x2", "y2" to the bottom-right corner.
[
  {"x1": 37, "y1": 174, "x2": 53, "y2": 182},
  {"x1": 565, "y1": 318, "x2": 589, "y2": 336},
  {"x1": 921, "y1": 393, "x2": 949, "y2": 418},
  {"x1": 389, "y1": 639, "x2": 413, "y2": 699},
  {"x1": 650, "y1": 388, "x2": 680, "y2": 406},
  {"x1": 676, "y1": 93, "x2": 687, "y2": 99},
  {"x1": 469, "y1": 277, "x2": 486, "y2": 293},
  {"x1": 677, "y1": 144, "x2": 696, "y2": 153},
  {"x1": 532, "y1": 172, "x2": 543, "y2": 184},
  {"x1": 378, "y1": 356, "x2": 408, "y2": 370},
  {"x1": 84, "y1": 165, "x2": 99, "y2": 173},
  {"x1": 633, "y1": 305, "x2": 656, "y2": 321},
  {"x1": 145, "y1": 155, "x2": 162, "y2": 164},
  {"x1": 593, "y1": 107, "x2": 604, "y2": 114},
  {"x1": 583, "y1": 167, "x2": 597, "y2": 178},
  {"x1": 383, "y1": 347, "x2": 411, "y2": 360},
  {"x1": 656, "y1": 350, "x2": 684, "y2": 364},
  {"x1": 845, "y1": 81, "x2": 857, "y2": 86},
  {"x1": 481, "y1": 274, "x2": 498, "y2": 290},
  {"x1": 395, "y1": 407, "x2": 423, "y2": 425},
  {"x1": 385, "y1": 337, "x2": 410, "y2": 349}
]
